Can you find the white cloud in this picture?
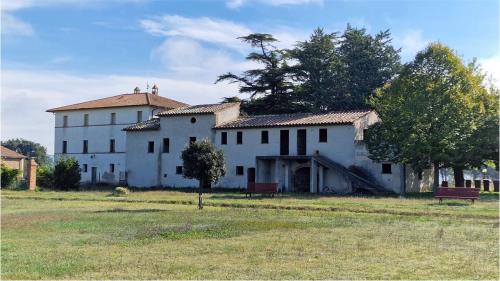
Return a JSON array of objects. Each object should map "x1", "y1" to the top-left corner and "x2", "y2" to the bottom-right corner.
[
  {"x1": 1, "y1": 14, "x2": 33, "y2": 36},
  {"x1": 1, "y1": 69, "x2": 240, "y2": 154},
  {"x1": 226, "y1": 0, "x2": 323, "y2": 9},
  {"x1": 393, "y1": 30, "x2": 431, "y2": 62},
  {"x1": 479, "y1": 54, "x2": 500, "y2": 88},
  {"x1": 140, "y1": 15, "x2": 252, "y2": 52}
]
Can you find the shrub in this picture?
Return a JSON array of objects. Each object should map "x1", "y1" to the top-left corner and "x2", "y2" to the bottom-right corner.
[
  {"x1": 1, "y1": 164, "x2": 19, "y2": 188},
  {"x1": 53, "y1": 157, "x2": 81, "y2": 190},
  {"x1": 37, "y1": 165, "x2": 54, "y2": 188},
  {"x1": 112, "y1": 186, "x2": 129, "y2": 196}
]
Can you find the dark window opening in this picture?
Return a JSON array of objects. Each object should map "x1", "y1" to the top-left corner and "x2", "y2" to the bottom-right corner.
[
  {"x1": 319, "y1": 128, "x2": 328, "y2": 143},
  {"x1": 110, "y1": 113, "x2": 116, "y2": 125},
  {"x1": 418, "y1": 171, "x2": 423, "y2": 180},
  {"x1": 176, "y1": 166, "x2": 183, "y2": 174},
  {"x1": 109, "y1": 139, "x2": 115, "y2": 153},
  {"x1": 63, "y1": 116, "x2": 68, "y2": 127},
  {"x1": 83, "y1": 140, "x2": 88, "y2": 154},
  {"x1": 137, "y1": 111, "x2": 143, "y2": 122},
  {"x1": 190, "y1": 117, "x2": 197, "y2": 123},
  {"x1": 189, "y1": 137, "x2": 197, "y2": 144},
  {"x1": 148, "y1": 141, "x2": 154, "y2": 153},
  {"x1": 362, "y1": 129, "x2": 368, "y2": 141},
  {"x1": 280, "y1": 130, "x2": 289, "y2": 155},
  {"x1": 261, "y1": 130, "x2": 269, "y2": 144},
  {"x1": 83, "y1": 164, "x2": 88, "y2": 173},
  {"x1": 221, "y1": 132, "x2": 227, "y2": 145},
  {"x1": 382, "y1": 163, "x2": 392, "y2": 174},
  {"x1": 62, "y1": 141, "x2": 67, "y2": 154},
  {"x1": 236, "y1": 166, "x2": 244, "y2": 176},
  {"x1": 236, "y1": 131, "x2": 243, "y2": 144},
  {"x1": 83, "y1": 114, "x2": 89, "y2": 126},
  {"x1": 110, "y1": 164, "x2": 115, "y2": 173},
  {"x1": 163, "y1": 138, "x2": 170, "y2": 153}
]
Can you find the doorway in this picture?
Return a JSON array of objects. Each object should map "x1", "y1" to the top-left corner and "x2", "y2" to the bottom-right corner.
[
  {"x1": 297, "y1": 129, "x2": 307, "y2": 155},
  {"x1": 280, "y1": 130, "x2": 289, "y2": 155},
  {"x1": 293, "y1": 167, "x2": 310, "y2": 192},
  {"x1": 91, "y1": 167, "x2": 97, "y2": 185}
]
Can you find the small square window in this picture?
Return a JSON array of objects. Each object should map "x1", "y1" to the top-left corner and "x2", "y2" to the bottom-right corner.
[
  {"x1": 221, "y1": 132, "x2": 227, "y2": 145},
  {"x1": 163, "y1": 138, "x2": 170, "y2": 153},
  {"x1": 190, "y1": 137, "x2": 197, "y2": 144},
  {"x1": 236, "y1": 166, "x2": 244, "y2": 176},
  {"x1": 236, "y1": 131, "x2": 243, "y2": 144},
  {"x1": 110, "y1": 164, "x2": 115, "y2": 173},
  {"x1": 176, "y1": 166, "x2": 183, "y2": 174},
  {"x1": 382, "y1": 163, "x2": 392, "y2": 174},
  {"x1": 261, "y1": 130, "x2": 269, "y2": 144},
  {"x1": 319, "y1": 128, "x2": 328, "y2": 143},
  {"x1": 148, "y1": 141, "x2": 154, "y2": 153},
  {"x1": 83, "y1": 164, "x2": 88, "y2": 173}
]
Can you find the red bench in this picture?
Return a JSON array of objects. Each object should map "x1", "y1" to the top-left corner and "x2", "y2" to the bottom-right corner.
[
  {"x1": 435, "y1": 187, "x2": 480, "y2": 204},
  {"x1": 246, "y1": 182, "x2": 278, "y2": 197}
]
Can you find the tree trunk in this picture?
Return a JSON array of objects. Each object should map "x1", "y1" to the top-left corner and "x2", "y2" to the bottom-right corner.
[
  {"x1": 453, "y1": 166, "x2": 465, "y2": 187},
  {"x1": 433, "y1": 162, "x2": 440, "y2": 193},
  {"x1": 198, "y1": 178, "x2": 204, "y2": 210}
]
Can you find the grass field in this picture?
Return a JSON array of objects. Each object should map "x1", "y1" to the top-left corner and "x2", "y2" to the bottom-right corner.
[{"x1": 1, "y1": 189, "x2": 499, "y2": 279}]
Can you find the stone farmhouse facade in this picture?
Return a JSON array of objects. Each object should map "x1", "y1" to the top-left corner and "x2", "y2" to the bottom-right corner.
[{"x1": 48, "y1": 89, "x2": 432, "y2": 194}]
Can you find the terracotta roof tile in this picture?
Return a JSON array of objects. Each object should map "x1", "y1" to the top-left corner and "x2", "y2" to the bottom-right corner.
[
  {"x1": 214, "y1": 110, "x2": 372, "y2": 129},
  {"x1": 157, "y1": 102, "x2": 239, "y2": 116},
  {"x1": 47, "y1": 93, "x2": 188, "y2": 112},
  {"x1": 123, "y1": 118, "x2": 160, "y2": 131},
  {"x1": 1, "y1": 146, "x2": 27, "y2": 159}
]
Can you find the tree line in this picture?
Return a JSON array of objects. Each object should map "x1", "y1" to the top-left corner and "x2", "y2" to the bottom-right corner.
[{"x1": 217, "y1": 26, "x2": 499, "y2": 189}]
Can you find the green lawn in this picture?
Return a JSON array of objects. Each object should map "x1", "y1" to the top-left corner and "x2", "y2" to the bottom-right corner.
[{"x1": 1, "y1": 189, "x2": 499, "y2": 279}]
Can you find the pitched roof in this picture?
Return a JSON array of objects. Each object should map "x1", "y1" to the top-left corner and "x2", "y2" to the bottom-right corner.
[
  {"x1": 46, "y1": 93, "x2": 188, "y2": 112},
  {"x1": 1, "y1": 146, "x2": 26, "y2": 159},
  {"x1": 214, "y1": 110, "x2": 372, "y2": 129},
  {"x1": 123, "y1": 118, "x2": 160, "y2": 131},
  {"x1": 157, "y1": 102, "x2": 239, "y2": 116}
]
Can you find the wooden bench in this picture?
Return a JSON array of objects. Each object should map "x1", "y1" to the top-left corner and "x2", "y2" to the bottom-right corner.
[
  {"x1": 435, "y1": 187, "x2": 480, "y2": 204},
  {"x1": 246, "y1": 182, "x2": 278, "y2": 197}
]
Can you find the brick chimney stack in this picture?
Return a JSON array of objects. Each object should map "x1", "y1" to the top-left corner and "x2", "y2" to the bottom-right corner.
[{"x1": 27, "y1": 158, "x2": 37, "y2": 191}]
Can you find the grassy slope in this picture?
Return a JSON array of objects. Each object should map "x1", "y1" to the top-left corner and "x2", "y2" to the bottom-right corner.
[{"x1": 1, "y1": 190, "x2": 499, "y2": 279}]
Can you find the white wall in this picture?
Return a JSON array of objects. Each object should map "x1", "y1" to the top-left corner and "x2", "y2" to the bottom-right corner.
[{"x1": 53, "y1": 105, "x2": 156, "y2": 184}]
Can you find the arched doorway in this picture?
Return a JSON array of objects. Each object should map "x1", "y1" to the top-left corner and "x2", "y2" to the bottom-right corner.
[{"x1": 294, "y1": 167, "x2": 310, "y2": 192}]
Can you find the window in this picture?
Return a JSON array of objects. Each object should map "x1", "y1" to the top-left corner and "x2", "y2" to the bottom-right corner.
[
  {"x1": 62, "y1": 141, "x2": 67, "y2": 154},
  {"x1": 83, "y1": 114, "x2": 89, "y2": 126},
  {"x1": 190, "y1": 117, "x2": 197, "y2": 123},
  {"x1": 236, "y1": 166, "x2": 244, "y2": 176},
  {"x1": 319, "y1": 128, "x2": 328, "y2": 143},
  {"x1": 83, "y1": 140, "x2": 88, "y2": 154},
  {"x1": 137, "y1": 111, "x2": 143, "y2": 122},
  {"x1": 109, "y1": 139, "x2": 115, "y2": 153},
  {"x1": 362, "y1": 129, "x2": 368, "y2": 141},
  {"x1": 176, "y1": 166, "x2": 183, "y2": 174},
  {"x1": 148, "y1": 141, "x2": 154, "y2": 153},
  {"x1": 261, "y1": 130, "x2": 269, "y2": 144},
  {"x1": 110, "y1": 113, "x2": 116, "y2": 125},
  {"x1": 63, "y1": 116, "x2": 68, "y2": 127},
  {"x1": 163, "y1": 138, "x2": 170, "y2": 153},
  {"x1": 110, "y1": 164, "x2": 115, "y2": 173},
  {"x1": 221, "y1": 132, "x2": 227, "y2": 145},
  {"x1": 190, "y1": 137, "x2": 197, "y2": 144},
  {"x1": 382, "y1": 163, "x2": 392, "y2": 174},
  {"x1": 83, "y1": 164, "x2": 88, "y2": 173},
  {"x1": 236, "y1": 131, "x2": 243, "y2": 144}
]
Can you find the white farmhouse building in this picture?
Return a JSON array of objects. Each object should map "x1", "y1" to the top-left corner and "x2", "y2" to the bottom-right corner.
[
  {"x1": 123, "y1": 102, "x2": 432, "y2": 194},
  {"x1": 47, "y1": 86, "x2": 187, "y2": 185}
]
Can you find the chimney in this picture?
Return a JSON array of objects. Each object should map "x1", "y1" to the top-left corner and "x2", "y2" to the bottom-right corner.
[
  {"x1": 134, "y1": 87, "x2": 140, "y2": 94},
  {"x1": 152, "y1": 84, "x2": 158, "y2": 95}
]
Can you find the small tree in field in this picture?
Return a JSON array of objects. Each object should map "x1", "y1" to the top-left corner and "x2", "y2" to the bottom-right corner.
[
  {"x1": 181, "y1": 139, "x2": 226, "y2": 209},
  {"x1": 54, "y1": 157, "x2": 81, "y2": 190}
]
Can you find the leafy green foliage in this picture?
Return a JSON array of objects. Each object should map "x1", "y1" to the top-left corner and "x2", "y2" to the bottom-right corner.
[
  {"x1": 366, "y1": 43, "x2": 499, "y2": 188},
  {"x1": 1, "y1": 164, "x2": 19, "y2": 188},
  {"x1": 53, "y1": 157, "x2": 81, "y2": 190},
  {"x1": 36, "y1": 165, "x2": 54, "y2": 188},
  {"x1": 1, "y1": 138, "x2": 51, "y2": 166},
  {"x1": 181, "y1": 139, "x2": 226, "y2": 188}
]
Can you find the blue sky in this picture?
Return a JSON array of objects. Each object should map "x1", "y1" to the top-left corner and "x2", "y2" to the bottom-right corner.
[{"x1": 1, "y1": 0, "x2": 499, "y2": 154}]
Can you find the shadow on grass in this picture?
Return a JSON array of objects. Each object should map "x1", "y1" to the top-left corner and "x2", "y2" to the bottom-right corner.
[
  {"x1": 94, "y1": 208, "x2": 168, "y2": 213},
  {"x1": 428, "y1": 202, "x2": 471, "y2": 207}
]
